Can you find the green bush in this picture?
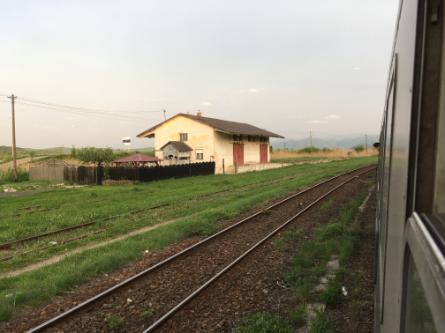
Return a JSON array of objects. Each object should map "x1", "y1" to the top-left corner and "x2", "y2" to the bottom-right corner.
[
  {"x1": 299, "y1": 147, "x2": 320, "y2": 154},
  {"x1": 0, "y1": 169, "x2": 29, "y2": 184},
  {"x1": 353, "y1": 145, "x2": 364, "y2": 152},
  {"x1": 77, "y1": 147, "x2": 114, "y2": 166}
]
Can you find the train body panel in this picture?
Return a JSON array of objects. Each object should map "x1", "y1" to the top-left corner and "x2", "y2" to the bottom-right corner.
[{"x1": 376, "y1": 0, "x2": 445, "y2": 332}]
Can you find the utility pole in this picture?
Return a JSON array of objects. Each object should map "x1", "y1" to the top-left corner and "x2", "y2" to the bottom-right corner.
[
  {"x1": 163, "y1": 109, "x2": 166, "y2": 120},
  {"x1": 7, "y1": 94, "x2": 18, "y2": 181},
  {"x1": 309, "y1": 130, "x2": 313, "y2": 148},
  {"x1": 365, "y1": 134, "x2": 368, "y2": 151}
]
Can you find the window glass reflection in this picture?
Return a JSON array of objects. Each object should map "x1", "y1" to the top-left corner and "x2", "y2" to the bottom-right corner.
[{"x1": 404, "y1": 253, "x2": 436, "y2": 333}]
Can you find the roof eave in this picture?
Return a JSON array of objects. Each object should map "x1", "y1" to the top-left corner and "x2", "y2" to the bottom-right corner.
[
  {"x1": 214, "y1": 129, "x2": 284, "y2": 139},
  {"x1": 136, "y1": 131, "x2": 155, "y2": 138}
]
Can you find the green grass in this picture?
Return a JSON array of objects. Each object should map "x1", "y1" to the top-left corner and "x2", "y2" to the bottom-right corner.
[
  {"x1": 0, "y1": 157, "x2": 375, "y2": 322},
  {"x1": 0, "y1": 146, "x2": 154, "y2": 164},
  {"x1": 310, "y1": 311, "x2": 334, "y2": 333},
  {"x1": 0, "y1": 146, "x2": 71, "y2": 164},
  {"x1": 0, "y1": 170, "x2": 29, "y2": 185},
  {"x1": 284, "y1": 188, "x2": 368, "y2": 302},
  {"x1": 234, "y1": 313, "x2": 293, "y2": 333},
  {"x1": 320, "y1": 279, "x2": 342, "y2": 306},
  {"x1": 234, "y1": 175, "x2": 372, "y2": 333},
  {"x1": 0, "y1": 157, "x2": 375, "y2": 272},
  {"x1": 270, "y1": 156, "x2": 328, "y2": 164},
  {"x1": 289, "y1": 305, "x2": 307, "y2": 327},
  {"x1": 105, "y1": 314, "x2": 124, "y2": 331}
]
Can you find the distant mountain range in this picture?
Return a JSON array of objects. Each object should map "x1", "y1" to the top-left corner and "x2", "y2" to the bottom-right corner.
[{"x1": 271, "y1": 135, "x2": 379, "y2": 150}]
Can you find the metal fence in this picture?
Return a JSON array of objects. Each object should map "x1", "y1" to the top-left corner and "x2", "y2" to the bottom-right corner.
[
  {"x1": 106, "y1": 162, "x2": 215, "y2": 182},
  {"x1": 64, "y1": 166, "x2": 99, "y2": 185},
  {"x1": 30, "y1": 162, "x2": 215, "y2": 185}
]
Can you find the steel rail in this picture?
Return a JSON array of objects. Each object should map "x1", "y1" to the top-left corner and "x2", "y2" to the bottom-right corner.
[
  {"x1": 143, "y1": 167, "x2": 374, "y2": 332},
  {"x1": 0, "y1": 204, "x2": 170, "y2": 251},
  {"x1": 1, "y1": 173, "x2": 300, "y2": 251},
  {"x1": 0, "y1": 229, "x2": 107, "y2": 262},
  {"x1": 26, "y1": 165, "x2": 375, "y2": 333}
]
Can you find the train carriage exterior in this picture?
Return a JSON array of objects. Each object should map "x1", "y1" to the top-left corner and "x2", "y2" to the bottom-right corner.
[{"x1": 376, "y1": 0, "x2": 445, "y2": 332}]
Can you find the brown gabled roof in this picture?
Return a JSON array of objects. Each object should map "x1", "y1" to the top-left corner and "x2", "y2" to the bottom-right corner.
[
  {"x1": 137, "y1": 113, "x2": 284, "y2": 138},
  {"x1": 160, "y1": 141, "x2": 193, "y2": 152}
]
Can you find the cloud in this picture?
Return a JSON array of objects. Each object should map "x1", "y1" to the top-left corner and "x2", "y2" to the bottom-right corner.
[
  {"x1": 352, "y1": 66, "x2": 361, "y2": 71},
  {"x1": 200, "y1": 101, "x2": 212, "y2": 106},
  {"x1": 240, "y1": 88, "x2": 258, "y2": 94},
  {"x1": 307, "y1": 120, "x2": 327, "y2": 124},
  {"x1": 326, "y1": 114, "x2": 341, "y2": 120}
]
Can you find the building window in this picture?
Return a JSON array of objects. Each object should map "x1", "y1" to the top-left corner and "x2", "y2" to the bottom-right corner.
[
  {"x1": 180, "y1": 133, "x2": 188, "y2": 142},
  {"x1": 196, "y1": 150, "x2": 204, "y2": 160}
]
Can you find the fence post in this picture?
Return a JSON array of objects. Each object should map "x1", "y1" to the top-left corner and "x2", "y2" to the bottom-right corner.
[{"x1": 97, "y1": 166, "x2": 104, "y2": 185}]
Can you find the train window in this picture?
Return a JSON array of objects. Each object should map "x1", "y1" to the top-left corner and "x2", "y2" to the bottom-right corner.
[
  {"x1": 403, "y1": 251, "x2": 436, "y2": 333},
  {"x1": 403, "y1": 214, "x2": 445, "y2": 332}
]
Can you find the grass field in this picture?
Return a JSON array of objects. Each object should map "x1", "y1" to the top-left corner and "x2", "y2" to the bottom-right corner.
[
  {"x1": 0, "y1": 157, "x2": 376, "y2": 322},
  {"x1": 270, "y1": 148, "x2": 378, "y2": 164}
]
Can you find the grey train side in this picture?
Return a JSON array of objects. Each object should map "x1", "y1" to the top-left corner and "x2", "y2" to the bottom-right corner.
[{"x1": 375, "y1": 0, "x2": 445, "y2": 332}]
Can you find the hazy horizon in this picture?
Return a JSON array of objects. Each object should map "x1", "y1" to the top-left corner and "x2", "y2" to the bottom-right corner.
[{"x1": 1, "y1": 0, "x2": 398, "y2": 149}]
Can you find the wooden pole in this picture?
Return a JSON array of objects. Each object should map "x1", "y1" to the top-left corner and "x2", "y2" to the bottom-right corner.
[{"x1": 8, "y1": 94, "x2": 18, "y2": 181}]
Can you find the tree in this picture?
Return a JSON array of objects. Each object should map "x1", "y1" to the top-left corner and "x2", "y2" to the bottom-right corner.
[
  {"x1": 352, "y1": 144, "x2": 364, "y2": 153},
  {"x1": 77, "y1": 147, "x2": 114, "y2": 166},
  {"x1": 70, "y1": 146, "x2": 77, "y2": 158}
]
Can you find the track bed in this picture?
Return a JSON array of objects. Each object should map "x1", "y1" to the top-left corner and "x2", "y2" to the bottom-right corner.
[{"x1": 6, "y1": 166, "x2": 375, "y2": 333}]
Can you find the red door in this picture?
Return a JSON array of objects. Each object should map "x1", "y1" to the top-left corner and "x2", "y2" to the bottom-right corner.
[
  {"x1": 260, "y1": 144, "x2": 268, "y2": 163},
  {"x1": 233, "y1": 143, "x2": 244, "y2": 166}
]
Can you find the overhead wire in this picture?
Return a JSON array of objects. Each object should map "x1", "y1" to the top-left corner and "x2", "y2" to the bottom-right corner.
[
  {"x1": 18, "y1": 96, "x2": 164, "y2": 116},
  {"x1": 0, "y1": 94, "x2": 165, "y2": 123},
  {"x1": 16, "y1": 101, "x2": 158, "y2": 123}
]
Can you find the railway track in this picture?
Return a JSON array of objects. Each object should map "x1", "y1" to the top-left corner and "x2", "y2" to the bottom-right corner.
[
  {"x1": 0, "y1": 169, "x2": 334, "y2": 263},
  {"x1": 25, "y1": 165, "x2": 375, "y2": 333},
  {"x1": 0, "y1": 172, "x2": 298, "y2": 252}
]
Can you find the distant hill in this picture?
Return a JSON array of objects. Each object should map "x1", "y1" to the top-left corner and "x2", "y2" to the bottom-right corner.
[
  {"x1": 0, "y1": 146, "x2": 71, "y2": 163},
  {"x1": 271, "y1": 135, "x2": 379, "y2": 150},
  {"x1": 0, "y1": 146, "x2": 155, "y2": 163}
]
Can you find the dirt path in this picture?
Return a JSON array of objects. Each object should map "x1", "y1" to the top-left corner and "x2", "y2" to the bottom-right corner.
[{"x1": 0, "y1": 217, "x2": 183, "y2": 279}]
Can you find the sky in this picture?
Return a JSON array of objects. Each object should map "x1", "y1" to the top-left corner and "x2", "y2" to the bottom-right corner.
[{"x1": 0, "y1": 0, "x2": 399, "y2": 149}]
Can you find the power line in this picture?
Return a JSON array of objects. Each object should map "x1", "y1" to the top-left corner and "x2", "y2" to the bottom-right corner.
[
  {"x1": 18, "y1": 96, "x2": 164, "y2": 116},
  {"x1": 16, "y1": 101, "x2": 161, "y2": 123}
]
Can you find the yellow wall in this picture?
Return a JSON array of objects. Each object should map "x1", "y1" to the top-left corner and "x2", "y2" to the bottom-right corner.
[
  {"x1": 152, "y1": 116, "x2": 215, "y2": 163},
  {"x1": 151, "y1": 115, "x2": 270, "y2": 174},
  {"x1": 213, "y1": 131, "x2": 270, "y2": 173}
]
